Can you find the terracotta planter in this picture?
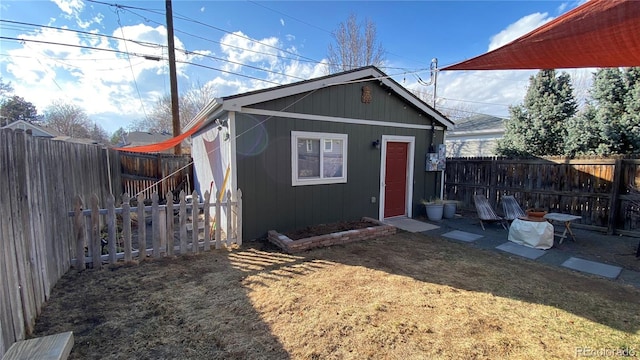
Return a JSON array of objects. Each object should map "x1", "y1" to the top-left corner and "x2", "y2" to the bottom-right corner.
[{"x1": 526, "y1": 209, "x2": 547, "y2": 218}]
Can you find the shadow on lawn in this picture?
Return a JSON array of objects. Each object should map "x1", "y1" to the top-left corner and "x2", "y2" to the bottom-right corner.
[
  {"x1": 251, "y1": 231, "x2": 640, "y2": 334},
  {"x1": 32, "y1": 252, "x2": 295, "y2": 360},
  {"x1": 31, "y1": 231, "x2": 639, "y2": 359}
]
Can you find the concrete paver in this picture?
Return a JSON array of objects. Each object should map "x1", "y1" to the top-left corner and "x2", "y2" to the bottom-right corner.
[{"x1": 418, "y1": 214, "x2": 640, "y2": 289}]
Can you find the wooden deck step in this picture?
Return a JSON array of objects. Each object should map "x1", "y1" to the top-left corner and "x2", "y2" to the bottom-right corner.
[{"x1": 2, "y1": 331, "x2": 73, "y2": 360}]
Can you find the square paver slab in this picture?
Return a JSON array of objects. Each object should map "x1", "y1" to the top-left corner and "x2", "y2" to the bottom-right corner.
[
  {"x1": 561, "y1": 257, "x2": 622, "y2": 279},
  {"x1": 496, "y1": 242, "x2": 546, "y2": 260}
]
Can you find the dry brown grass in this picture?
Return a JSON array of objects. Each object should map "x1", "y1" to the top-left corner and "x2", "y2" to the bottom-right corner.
[{"x1": 32, "y1": 231, "x2": 640, "y2": 359}]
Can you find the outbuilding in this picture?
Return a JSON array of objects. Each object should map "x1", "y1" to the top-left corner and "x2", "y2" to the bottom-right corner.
[{"x1": 188, "y1": 66, "x2": 453, "y2": 240}]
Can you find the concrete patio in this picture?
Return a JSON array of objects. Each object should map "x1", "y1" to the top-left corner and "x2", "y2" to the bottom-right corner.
[{"x1": 408, "y1": 212, "x2": 640, "y2": 288}]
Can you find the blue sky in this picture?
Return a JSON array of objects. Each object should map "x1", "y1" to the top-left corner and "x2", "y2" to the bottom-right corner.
[{"x1": 0, "y1": 0, "x2": 592, "y2": 134}]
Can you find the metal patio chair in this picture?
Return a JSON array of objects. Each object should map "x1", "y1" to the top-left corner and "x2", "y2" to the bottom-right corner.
[{"x1": 473, "y1": 195, "x2": 507, "y2": 230}]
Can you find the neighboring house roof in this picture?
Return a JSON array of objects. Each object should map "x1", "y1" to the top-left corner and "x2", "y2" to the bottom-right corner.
[
  {"x1": 447, "y1": 114, "x2": 505, "y2": 138},
  {"x1": 446, "y1": 114, "x2": 506, "y2": 157},
  {"x1": 116, "y1": 131, "x2": 191, "y2": 154},
  {"x1": 185, "y1": 66, "x2": 454, "y2": 132},
  {"x1": 122, "y1": 131, "x2": 173, "y2": 147},
  {"x1": 51, "y1": 136, "x2": 104, "y2": 146},
  {"x1": 1, "y1": 120, "x2": 63, "y2": 138}
]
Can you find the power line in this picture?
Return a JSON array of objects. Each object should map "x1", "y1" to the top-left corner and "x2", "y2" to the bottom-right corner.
[
  {"x1": 86, "y1": 0, "x2": 419, "y2": 73},
  {"x1": 0, "y1": 36, "x2": 158, "y2": 59},
  {"x1": 115, "y1": 8, "x2": 148, "y2": 118},
  {"x1": 0, "y1": 19, "x2": 163, "y2": 50},
  {"x1": 437, "y1": 96, "x2": 513, "y2": 108},
  {"x1": 177, "y1": 61, "x2": 282, "y2": 86},
  {"x1": 85, "y1": 0, "x2": 325, "y2": 66},
  {"x1": 245, "y1": 1, "x2": 431, "y2": 67},
  {"x1": 0, "y1": 20, "x2": 307, "y2": 82},
  {"x1": 0, "y1": 35, "x2": 289, "y2": 87}
]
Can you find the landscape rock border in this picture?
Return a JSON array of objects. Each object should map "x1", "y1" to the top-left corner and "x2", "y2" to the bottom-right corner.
[{"x1": 268, "y1": 217, "x2": 396, "y2": 253}]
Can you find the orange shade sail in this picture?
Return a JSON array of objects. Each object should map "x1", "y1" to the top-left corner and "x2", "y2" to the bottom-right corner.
[
  {"x1": 442, "y1": 0, "x2": 640, "y2": 71},
  {"x1": 114, "y1": 118, "x2": 205, "y2": 153}
]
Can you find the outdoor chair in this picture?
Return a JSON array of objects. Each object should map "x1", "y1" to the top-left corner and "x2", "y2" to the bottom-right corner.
[
  {"x1": 473, "y1": 195, "x2": 507, "y2": 230},
  {"x1": 501, "y1": 195, "x2": 526, "y2": 222}
]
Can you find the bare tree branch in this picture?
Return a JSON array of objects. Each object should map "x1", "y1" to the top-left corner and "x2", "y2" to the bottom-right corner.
[{"x1": 327, "y1": 13, "x2": 385, "y2": 73}]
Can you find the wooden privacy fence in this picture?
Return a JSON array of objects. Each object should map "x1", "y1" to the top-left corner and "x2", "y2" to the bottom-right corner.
[
  {"x1": 119, "y1": 151, "x2": 193, "y2": 201},
  {"x1": 444, "y1": 156, "x2": 640, "y2": 236},
  {"x1": 69, "y1": 189, "x2": 242, "y2": 269},
  {"x1": 0, "y1": 129, "x2": 120, "y2": 356}
]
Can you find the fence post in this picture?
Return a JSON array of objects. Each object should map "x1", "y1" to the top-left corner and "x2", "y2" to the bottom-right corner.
[
  {"x1": 489, "y1": 158, "x2": 498, "y2": 206},
  {"x1": 74, "y1": 196, "x2": 86, "y2": 271},
  {"x1": 191, "y1": 190, "x2": 199, "y2": 254},
  {"x1": 215, "y1": 191, "x2": 222, "y2": 250},
  {"x1": 236, "y1": 189, "x2": 242, "y2": 246},
  {"x1": 203, "y1": 190, "x2": 211, "y2": 251},
  {"x1": 179, "y1": 190, "x2": 187, "y2": 254},
  {"x1": 90, "y1": 194, "x2": 101, "y2": 270},
  {"x1": 107, "y1": 194, "x2": 116, "y2": 265},
  {"x1": 137, "y1": 193, "x2": 146, "y2": 261},
  {"x1": 607, "y1": 159, "x2": 623, "y2": 234},
  {"x1": 152, "y1": 192, "x2": 161, "y2": 258},
  {"x1": 226, "y1": 190, "x2": 232, "y2": 247},
  {"x1": 122, "y1": 193, "x2": 132, "y2": 263},
  {"x1": 166, "y1": 192, "x2": 174, "y2": 256}
]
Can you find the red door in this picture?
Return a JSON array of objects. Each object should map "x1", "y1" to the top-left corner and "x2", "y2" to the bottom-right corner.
[{"x1": 384, "y1": 142, "x2": 408, "y2": 217}]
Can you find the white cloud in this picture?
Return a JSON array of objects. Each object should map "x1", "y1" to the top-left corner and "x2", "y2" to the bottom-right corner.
[
  {"x1": 200, "y1": 6, "x2": 205, "y2": 12},
  {"x1": 51, "y1": 0, "x2": 102, "y2": 29},
  {"x1": 51, "y1": 0, "x2": 83, "y2": 15},
  {"x1": 2, "y1": 22, "x2": 213, "y2": 132},
  {"x1": 488, "y1": 12, "x2": 553, "y2": 51},
  {"x1": 280, "y1": 18, "x2": 285, "y2": 26},
  {"x1": 219, "y1": 31, "x2": 281, "y2": 73},
  {"x1": 434, "y1": 8, "x2": 595, "y2": 123}
]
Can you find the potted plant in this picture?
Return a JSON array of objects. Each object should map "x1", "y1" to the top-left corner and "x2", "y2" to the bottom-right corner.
[
  {"x1": 442, "y1": 199, "x2": 458, "y2": 219},
  {"x1": 422, "y1": 198, "x2": 444, "y2": 221},
  {"x1": 526, "y1": 208, "x2": 548, "y2": 219}
]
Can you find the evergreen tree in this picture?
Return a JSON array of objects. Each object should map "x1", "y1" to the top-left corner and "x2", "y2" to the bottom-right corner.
[
  {"x1": 621, "y1": 67, "x2": 640, "y2": 153},
  {"x1": 592, "y1": 68, "x2": 627, "y2": 154},
  {"x1": 110, "y1": 127, "x2": 127, "y2": 145},
  {"x1": 497, "y1": 70, "x2": 577, "y2": 156},
  {"x1": 563, "y1": 104, "x2": 600, "y2": 156},
  {"x1": 0, "y1": 95, "x2": 39, "y2": 126},
  {"x1": 568, "y1": 67, "x2": 640, "y2": 156}
]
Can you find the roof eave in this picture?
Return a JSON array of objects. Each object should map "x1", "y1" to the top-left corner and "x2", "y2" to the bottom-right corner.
[{"x1": 185, "y1": 98, "x2": 224, "y2": 132}]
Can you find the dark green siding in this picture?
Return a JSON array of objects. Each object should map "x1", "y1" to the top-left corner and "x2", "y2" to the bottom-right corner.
[
  {"x1": 234, "y1": 79, "x2": 446, "y2": 240},
  {"x1": 249, "y1": 80, "x2": 431, "y2": 126}
]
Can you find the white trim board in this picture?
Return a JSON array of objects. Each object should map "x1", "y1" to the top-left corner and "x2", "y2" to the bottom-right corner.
[
  {"x1": 219, "y1": 67, "x2": 453, "y2": 130},
  {"x1": 241, "y1": 107, "x2": 444, "y2": 130}
]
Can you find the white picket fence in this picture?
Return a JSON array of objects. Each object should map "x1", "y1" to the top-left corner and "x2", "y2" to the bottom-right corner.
[{"x1": 69, "y1": 189, "x2": 242, "y2": 270}]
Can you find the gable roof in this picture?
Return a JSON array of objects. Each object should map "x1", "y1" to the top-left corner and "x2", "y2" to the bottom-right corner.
[
  {"x1": 123, "y1": 131, "x2": 173, "y2": 147},
  {"x1": 450, "y1": 114, "x2": 505, "y2": 133},
  {"x1": 443, "y1": 0, "x2": 640, "y2": 70},
  {"x1": 1, "y1": 120, "x2": 62, "y2": 137},
  {"x1": 187, "y1": 66, "x2": 453, "y2": 131}
]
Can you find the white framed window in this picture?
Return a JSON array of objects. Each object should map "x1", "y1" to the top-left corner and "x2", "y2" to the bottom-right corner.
[{"x1": 292, "y1": 131, "x2": 348, "y2": 186}]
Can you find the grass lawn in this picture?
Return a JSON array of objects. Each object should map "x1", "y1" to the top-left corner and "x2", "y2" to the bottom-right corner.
[{"x1": 32, "y1": 231, "x2": 640, "y2": 359}]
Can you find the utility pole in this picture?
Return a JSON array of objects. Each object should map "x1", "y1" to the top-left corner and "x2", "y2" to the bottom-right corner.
[{"x1": 166, "y1": 0, "x2": 181, "y2": 155}]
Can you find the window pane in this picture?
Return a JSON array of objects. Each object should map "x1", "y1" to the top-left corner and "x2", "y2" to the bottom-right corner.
[
  {"x1": 323, "y1": 139, "x2": 343, "y2": 178},
  {"x1": 298, "y1": 138, "x2": 320, "y2": 178}
]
